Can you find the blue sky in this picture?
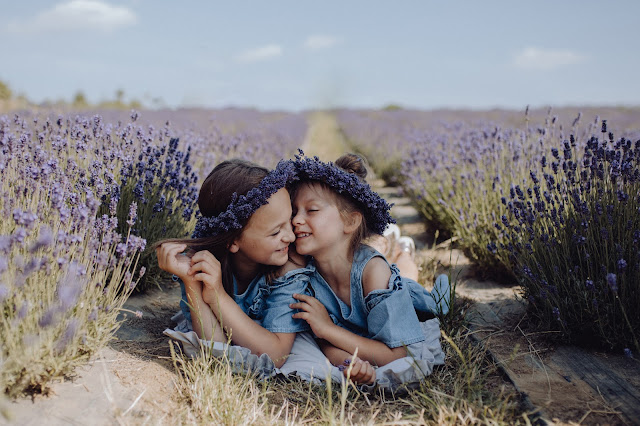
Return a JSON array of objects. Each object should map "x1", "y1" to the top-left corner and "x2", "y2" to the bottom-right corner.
[{"x1": 1, "y1": 0, "x2": 639, "y2": 111}]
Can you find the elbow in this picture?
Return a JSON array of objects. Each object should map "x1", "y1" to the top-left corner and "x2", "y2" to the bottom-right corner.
[{"x1": 273, "y1": 357, "x2": 287, "y2": 369}]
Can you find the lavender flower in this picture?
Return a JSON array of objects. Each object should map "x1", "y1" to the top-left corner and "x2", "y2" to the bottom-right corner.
[
  {"x1": 126, "y1": 201, "x2": 138, "y2": 226},
  {"x1": 29, "y1": 225, "x2": 53, "y2": 253},
  {"x1": 606, "y1": 273, "x2": 617, "y2": 292},
  {"x1": 0, "y1": 283, "x2": 9, "y2": 302}
]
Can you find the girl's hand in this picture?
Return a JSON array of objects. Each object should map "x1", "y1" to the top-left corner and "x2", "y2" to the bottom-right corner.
[
  {"x1": 340, "y1": 356, "x2": 376, "y2": 385},
  {"x1": 290, "y1": 293, "x2": 335, "y2": 339},
  {"x1": 156, "y1": 242, "x2": 192, "y2": 278},
  {"x1": 189, "y1": 251, "x2": 224, "y2": 306}
]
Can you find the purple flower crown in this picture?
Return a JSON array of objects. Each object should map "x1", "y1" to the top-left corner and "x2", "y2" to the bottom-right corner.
[
  {"x1": 192, "y1": 160, "x2": 298, "y2": 239},
  {"x1": 290, "y1": 151, "x2": 395, "y2": 235}
]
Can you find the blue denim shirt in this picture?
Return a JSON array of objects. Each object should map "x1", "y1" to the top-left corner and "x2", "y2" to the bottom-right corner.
[
  {"x1": 262, "y1": 265, "x2": 315, "y2": 333},
  {"x1": 306, "y1": 245, "x2": 435, "y2": 348},
  {"x1": 176, "y1": 265, "x2": 314, "y2": 333}
]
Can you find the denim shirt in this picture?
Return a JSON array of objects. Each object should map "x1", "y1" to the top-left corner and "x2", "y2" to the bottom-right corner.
[
  {"x1": 177, "y1": 265, "x2": 314, "y2": 333},
  {"x1": 306, "y1": 245, "x2": 429, "y2": 348},
  {"x1": 262, "y1": 264, "x2": 315, "y2": 333}
]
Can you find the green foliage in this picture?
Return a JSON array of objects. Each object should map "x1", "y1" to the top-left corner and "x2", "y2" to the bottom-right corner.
[
  {"x1": 72, "y1": 91, "x2": 88, "y2": 109},
  {"x1": 0, "y1": 81, "x2": 11, "y2": 101}
]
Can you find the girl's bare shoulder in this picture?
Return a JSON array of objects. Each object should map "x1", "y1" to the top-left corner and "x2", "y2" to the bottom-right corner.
[{"x1": 362, "y1": 256, "x2": 392, "y2": 295}]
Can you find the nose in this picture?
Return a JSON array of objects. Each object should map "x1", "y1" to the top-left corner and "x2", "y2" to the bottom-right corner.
[
  {"x1": 291, "y1": 211, "x2": 303, "y2": 227},
  {"x1": 282, "y1": 222, "x2": 295, "y2": 243}
]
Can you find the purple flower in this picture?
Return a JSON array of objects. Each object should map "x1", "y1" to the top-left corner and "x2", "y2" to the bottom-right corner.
[
  {"x1": 585, "y1": 279, "x2": 594, "y2": 290},
  {"x1": 39, "y1": 308, "x2": 58, "y2": 328},
  {"x1": 126, "y1": 201, "x2": 138, "y2": 226},
  {"x1": 606, "y1": 273, "x2": 617, "y2": 292},
  {"x1": 115, "y1": 243, "x2": 128, "y2": 258},
  {"x1": 56, "y1": 318, "x2": 79, "y2": 353},
  {"x1": 617, "y1": 259, "x2": 627, "y2": 271},
  {"x1": 29, "y1": 225, "x2": 54, "y2": 253},
  {"x1": 0, "y1": 236, "x2": 12, "y2": 254},
  {"x1": 0, "y1": 283, "x2": 9, "y2": 302}
]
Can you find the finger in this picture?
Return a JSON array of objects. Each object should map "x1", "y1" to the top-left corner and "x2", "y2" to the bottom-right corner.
[
  {"x1": 291, "y1": 312, "x2": 310, "y2": 321},
  {"x1": 191, "y1": 250, "x2": 220, "y2": 266},
  {"x1": 189, "y1": 259, "x2": 222, "y2": 277},
  {"x1": 292, "y1": 293, "x2": 315, "y2": 303},
  {"x1": 289, "y1": 302, "x2": 311, "y2": 312},
  {"x1": 362, "y1": 361, "x2": 374, "y2": 383},
  {"x1": 347, "y1": 359, "x2": 362, "y2": 378},
  {"x1": 367, "y1": 364, "x2": 376, "y2": 384}
]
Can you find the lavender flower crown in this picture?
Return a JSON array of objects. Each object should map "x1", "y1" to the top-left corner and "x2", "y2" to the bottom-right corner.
[
  {"x1": 290, "y1": 151, "x2": 395, "y2": 235},
  {"x1": 192, "y1": 160, "x2": 298, "y2": 239}
]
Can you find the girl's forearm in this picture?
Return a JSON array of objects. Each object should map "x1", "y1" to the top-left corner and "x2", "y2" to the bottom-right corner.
[
  {"x1": 183, "y1": 279, "x2": 225, "y2": 342},
  {"x1": 320, "y1": 324, "x2": 406, "y2": 366},
  {"x1": 205, "y1": 290, "x2": 295, "y2": 367},
  {"x1": 317, "y1": 339, "x2": 354, "y2": 366}
]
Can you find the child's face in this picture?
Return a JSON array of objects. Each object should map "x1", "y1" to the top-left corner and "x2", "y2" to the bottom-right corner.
[
  {"x1": 291, "y1": 183, "x2": 346, "y2": 257},
  {"x1": 230, "y1": 188, "x2": 295, "y2": 266}
]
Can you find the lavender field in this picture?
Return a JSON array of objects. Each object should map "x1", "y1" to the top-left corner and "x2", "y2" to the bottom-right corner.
[
  {"x1": 337, "y1": 106, "x2": 640, "y2": 352},
  {"x1": 1, "y1": 105, "x2": 639, "y2": 423}
]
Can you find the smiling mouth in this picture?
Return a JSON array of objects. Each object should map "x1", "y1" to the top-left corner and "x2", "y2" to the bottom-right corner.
[
  {"x1": 277, "y1": 246, "x2": 289, "y2": 253},
  {"x1": 296, "y1": 233, "x2": 311, "y2": 238}
]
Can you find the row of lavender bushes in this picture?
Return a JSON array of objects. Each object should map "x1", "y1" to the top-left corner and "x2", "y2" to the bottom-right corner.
[
  {"x1": 0, "y1": 108, "x2": 306, "y2": 396},
  {"x1": 337, "y1": 107, "x2": 640, "y2": 353}
]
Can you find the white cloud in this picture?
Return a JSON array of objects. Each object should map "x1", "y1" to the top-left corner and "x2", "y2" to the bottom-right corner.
[
  {"x1": 233, "y1": 44, "x2": 283, "y2": 63},
  {"x1": 6, "y1": 0, "x2": 137, "y2": 33},
  {"x1": 303, "y1": 35, "x2": 340, "y2": 50},
  {"x1": 513, "y1": 47, "x2": 587, "y2": 70}
]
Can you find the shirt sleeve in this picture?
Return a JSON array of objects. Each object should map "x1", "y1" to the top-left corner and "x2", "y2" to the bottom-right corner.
[
  {"x1": 364, "y1": 268, "x2": 426, "y2": 348},
  {"x1": 261, "y1": 269, "x2": 313, "y2": 333}
]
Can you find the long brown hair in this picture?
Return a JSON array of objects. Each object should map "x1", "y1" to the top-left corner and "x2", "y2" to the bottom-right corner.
[{"x1": 157, "y1": 159, "x2": 275, "y2": 296}]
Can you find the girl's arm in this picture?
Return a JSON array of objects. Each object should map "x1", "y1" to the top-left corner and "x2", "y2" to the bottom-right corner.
[
  {"x1": 291, "y1": 293, "x2": 407, "y2": 366},
  {"x1": 189, "y1": 250, "x2": 295, "y2": 368}
]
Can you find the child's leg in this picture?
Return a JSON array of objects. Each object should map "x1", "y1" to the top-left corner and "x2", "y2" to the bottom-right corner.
[{"x1": 184, "y1": 279, "x2": 226, "y2": 342}]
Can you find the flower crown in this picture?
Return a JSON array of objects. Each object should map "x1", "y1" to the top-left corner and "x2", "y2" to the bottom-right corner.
[
  {"x1": 192, "y1": 160, "x2": 298, "y2": 239},
  {"x1": 290, "y1": 151, "x2": 395, "y2": 235}
]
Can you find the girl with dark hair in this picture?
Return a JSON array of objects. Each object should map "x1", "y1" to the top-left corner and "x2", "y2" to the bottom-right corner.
[{"x1": 156, "y1": 159, "x2": 312, "y2": 372}]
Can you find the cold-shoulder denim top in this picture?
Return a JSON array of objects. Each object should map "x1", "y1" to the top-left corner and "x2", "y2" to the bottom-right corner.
[
  {"x1": 307, "y1": 245, "x2": 438, "y2": 348},
  {"x1": 177, "y1": 264, "x2": 314, "y2": 333}
]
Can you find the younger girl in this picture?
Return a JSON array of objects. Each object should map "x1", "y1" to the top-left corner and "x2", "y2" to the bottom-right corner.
[
  {"x1": 288, "y1": 153, "x2": 450, "y2": 389},
  {"x1": 156, "y1": 159, "x2": 312, "y2": 372}
]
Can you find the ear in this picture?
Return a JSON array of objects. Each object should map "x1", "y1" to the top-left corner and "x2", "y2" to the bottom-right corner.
[
  {"x1": 228, "y1": 240, "x2": 240, "y2": 253},
  {"x1": 343, "y1": 211, "x2": 363, "y2": 234}
]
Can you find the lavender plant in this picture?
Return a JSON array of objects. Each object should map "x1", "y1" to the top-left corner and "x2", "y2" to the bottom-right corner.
[
  {"x1": 105, "y1": 134, "x2": 199, "y2": 291},
  {"x1": 494, "y1": 123, "x2": 640, "y2": 351},
  {"x1": 0, "y1": 113, "x2": 145, "y2": 396},
  {"x1": 338, "y1": 107, "x2": 640, "y2": 281}
]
